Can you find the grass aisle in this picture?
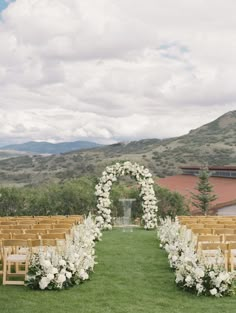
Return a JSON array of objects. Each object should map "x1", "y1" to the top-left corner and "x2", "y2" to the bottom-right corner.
[{"x1": 0, "y1": 228, "x2": 236, "y2": 313}]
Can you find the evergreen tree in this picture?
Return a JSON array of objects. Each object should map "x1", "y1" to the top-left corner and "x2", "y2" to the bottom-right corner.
[{"x1": 191, "y1": 167, "x2": 217, "y2": 215}]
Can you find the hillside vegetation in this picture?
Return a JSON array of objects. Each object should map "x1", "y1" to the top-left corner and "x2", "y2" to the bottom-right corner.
[{"x1": 0, "y1": 111, "x2": 235, "y2": 185}]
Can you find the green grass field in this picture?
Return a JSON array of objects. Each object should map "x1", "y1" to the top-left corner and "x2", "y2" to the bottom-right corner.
[{"x1": 0, "y1": 228, "x2": 236, "y2": 313}]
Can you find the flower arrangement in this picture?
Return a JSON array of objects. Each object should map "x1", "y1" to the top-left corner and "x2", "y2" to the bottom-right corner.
[
  {"x1": 25, "y1": 214, "x2": 102, "y2": 290},
  {"x1": 95, "y1": 161, "x2": 158, "y2": 230},
  {"x1": 157, "y1": 217, "x2": 235, "y2": 297}
]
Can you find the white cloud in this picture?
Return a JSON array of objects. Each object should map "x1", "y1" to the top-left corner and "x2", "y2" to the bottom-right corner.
[{"x1": 0, "y1": 0, "x2": 235, "y2": 146}]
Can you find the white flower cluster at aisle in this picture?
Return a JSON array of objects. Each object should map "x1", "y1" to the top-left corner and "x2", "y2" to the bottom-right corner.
[
  {"x1": 157, "y1": 217, "x2": 235, "y2": 297},
  {"x1": 25, "y1": 214, "x2": 102, "y2": 290},
  {"x1": 95, "y1": 161, "x2": 158, "y2": 230}
]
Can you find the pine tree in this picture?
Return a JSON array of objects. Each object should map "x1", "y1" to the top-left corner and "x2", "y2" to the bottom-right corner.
[{"x1": 191, "y1": 167, "x2": 217, "y2": 215}]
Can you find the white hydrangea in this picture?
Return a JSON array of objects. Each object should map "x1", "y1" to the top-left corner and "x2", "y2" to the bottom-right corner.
[
  {"x1": 26, "y1": 215, "x2": 100, "y2": 290},
  {"x1": 157, "y1": 217, "x2": 235, "y2": 297}
]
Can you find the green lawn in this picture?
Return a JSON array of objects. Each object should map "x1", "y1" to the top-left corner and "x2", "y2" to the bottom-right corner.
[{"x1": 1, "y1": 228, "x2": 236, "y2": 313}]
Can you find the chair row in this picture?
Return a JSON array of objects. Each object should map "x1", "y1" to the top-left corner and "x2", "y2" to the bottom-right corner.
[
  {"x1": 180, "y1": 219, "x2": 236, "y2": 225},
  {"x1": 0, "y1": 232, "x2": 68, "y2": 240},
  {"x1": 0, "y1": 215, "x2": 83, "y2": 225},
  {"x1": 186, "y1": 223, "x2": 236, "y2": 229},
  {"x1": 0, "y1": 238, "x2": 66, "y2": 285},
  {"x1": 191, "y1": 228, "x2": 236, "y2": 235},
  {"x1": 0, "y1": 228, "x2": 71, "y2": 238},
  {"x1": 196, "y1": 234, "x2": 236, "y2": 247},
  {"x1": 0, "y1": 223, "x2": 74, "y2": 230},
  {"x1": 197, "y1": 241, "x2": 236, "y2": 272}
]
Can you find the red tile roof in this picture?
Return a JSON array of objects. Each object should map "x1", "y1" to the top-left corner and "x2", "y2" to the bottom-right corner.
[
  {"x1": 180, "y1": 166, "x2": 236, "y2": 170},
  {"x1": 157, "y1": 175, "x2": 236, "y2": 214}
]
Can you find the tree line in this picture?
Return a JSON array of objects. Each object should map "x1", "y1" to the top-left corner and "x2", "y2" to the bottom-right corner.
[{"x1": 0, "y1": 176, "x2": 189, "y2": 218}]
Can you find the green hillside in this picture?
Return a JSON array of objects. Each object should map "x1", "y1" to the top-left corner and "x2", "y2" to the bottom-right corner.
[{"x1": 0, "y1": 111, "x2": 235, "y2": 185}]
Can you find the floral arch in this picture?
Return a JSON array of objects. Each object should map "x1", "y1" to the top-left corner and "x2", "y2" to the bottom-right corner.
[{"x1": 95, "y1": 161, "x2": 158, "y2": 230}]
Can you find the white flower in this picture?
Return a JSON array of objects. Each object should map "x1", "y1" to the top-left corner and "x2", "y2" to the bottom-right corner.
[
  {"x1": 59, "y1": 260, "x2": 66, "y2": 267},
  {"x1": 209, "y1": 271, "x2": 215, "y2": 278},
  {"x1": 175, "y1": 272, "x2": 184, "y2": 283},
  {"x1": 42, "y1": 260, "x2": 51, "y2": 268},
  {"x1": 219, "y1": 272, "x2": 229, "y2": 282},
  {"x1": 172, "y1": 255, "x2": 178, "y2": 262},
  {"x1": 39, "y1": 277, "x2": 50, "y2": 290},
  {"x1": 52, "y1": 267, "x2": 58, "y2": 274},
  {"x1": 185, "y1": 275, "x2": 193, "y2": 285},
  {"x1": 194, "y1": 267, "x2": 204, "y2": 278},
  {"x1": 46, "y1": 273, "x2": 54, "y2": 281},
  {"x1": 66, "y1": 271, "x2": 72, "y2": 279},
  {"x1": 196, "y1": 283, "x2": 204, "y2": 293},
  {"x1": 95, "y1": 162, "x2": 158, "y2": 230},
  {"x1": 57, "y1": 274, "x2": 66, "y2": 283},
  {"x1": 158, "y1": 217, "x2": 235, "y2": 297},
  {"x1": 79, "y1": 269, "x2": 89, "y2": 280},
  {"x1": 210, "y1": 288, "x2": 218, "y2": 296}
]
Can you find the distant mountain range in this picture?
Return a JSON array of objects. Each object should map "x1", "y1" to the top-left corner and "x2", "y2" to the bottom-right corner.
[
  {"x1": 0, "y1": 110, "x2": 235, "y2": 185},
  {"x1": 0, "y1": 140, "x2": 102, "y2": 155}
]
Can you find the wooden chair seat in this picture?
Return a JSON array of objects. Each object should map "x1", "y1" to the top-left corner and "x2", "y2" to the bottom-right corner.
[
  {"x1": 198, "y1": 242, "x2": 229, "y2": 271},
  {"x1": 224, "y1": 235, "x2": 236, "y2": 243},
  {"x1": 2, "y1": 239, "x2": 31, "y2": 285},
  {"x1": 191, "y1": 228, "x2": 212, "y2": 235},
  {"x1": 197, "y1": 235, "x2": 222, "y2": 250}
]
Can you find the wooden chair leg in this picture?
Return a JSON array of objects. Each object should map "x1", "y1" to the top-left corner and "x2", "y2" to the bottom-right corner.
[{"x1": 2, "y1": 252, "x2": 7, "y2": 285}]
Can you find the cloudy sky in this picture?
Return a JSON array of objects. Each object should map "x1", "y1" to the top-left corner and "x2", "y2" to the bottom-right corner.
[{"x1": 0, "y1": 0, "x2": 235, "y2": 146}]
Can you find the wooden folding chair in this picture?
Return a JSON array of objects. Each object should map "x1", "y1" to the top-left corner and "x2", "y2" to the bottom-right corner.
[
  {"x1": 53, "y1": 224, "x2": 72, "y2": 229},
  {"x1": 48, "y1": 228, "x2": 70, "y2": 234},
  {"x1": 213, "y1": 228, "x2": 235, "y2": 235},
  {"x1": 0, "y1": 240, "x2": 2, "y2": 275},
  {"x1": 12, "y1": 233, "x2": 39, "y2": 240},
  {"x1": 198, "y1": 242, "x2": 229, "y2": 271},
  {"x1": 2, "y1": 239, "x2": 31, "y2": 285},
  {"x1": 228, "y1": 243, "x2": 236, "y2": 271},
  {"x1": 41, "y1": 233, "x2": 67, "y2": 243},
  {"x1": 0, "y1": 234, "x2": 12, "y2": 240},
  {"x1": 191, "y1": 228, "x2": 212, "y2": 235},
  {"x1": 1, "y1": 229, "x2": 23, "y2": 234},
  {"x1": 32, "y1": 224, "x2": 53, "y2": 230},
  {"x1": 40, "y1": 238, "x2": 65, "y2": 255},
  {"x1": 24, "y1": 229, "x2": 48, "y2": 235},
  {"x1": 223, "y1": 225, "x2": 236, "y2": 230},
  {"x1": 224, "y1": 235, "x2": 236, "y2": 243},
  {"x1": 196, "y1": 235, "x2": 222, "y2": 250}
]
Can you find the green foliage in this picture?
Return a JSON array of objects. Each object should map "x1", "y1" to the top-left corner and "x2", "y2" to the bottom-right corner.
[
  {"x1": 0, "y1": 176, "x2": 98, "y2": 216},
  {"x1": 110, "y1": 181, "x2": 189, "y2": 219},
  {"x1": 0, "y1": 187, "x2": 25, "y2": 216},
  {"x1": 191, "y1": 168, "x2": 217, "y2": 215},
  {"x1": 0, "y1": 176, "x2": 188, "y2": 219},
  {"x1": 154, "y1": 185, "x2": 189, "y2": 218}
]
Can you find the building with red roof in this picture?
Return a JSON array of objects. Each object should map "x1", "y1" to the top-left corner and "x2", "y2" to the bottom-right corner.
[{"x1": 157, "y1": 166, "x2": 236, "y2": 215}]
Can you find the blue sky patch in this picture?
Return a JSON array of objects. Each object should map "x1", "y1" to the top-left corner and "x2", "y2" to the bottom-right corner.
[{"x1": 0, "y1": 0, "x2": 14, "y2": 13}]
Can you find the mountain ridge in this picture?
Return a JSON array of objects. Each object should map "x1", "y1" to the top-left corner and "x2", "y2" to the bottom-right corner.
[
  {"x1": 0, "y1": 140, "x2": 102, "y2": 155},
  {"x1": 0, "y1": 110, "x2": 235, "y2": 185}
]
